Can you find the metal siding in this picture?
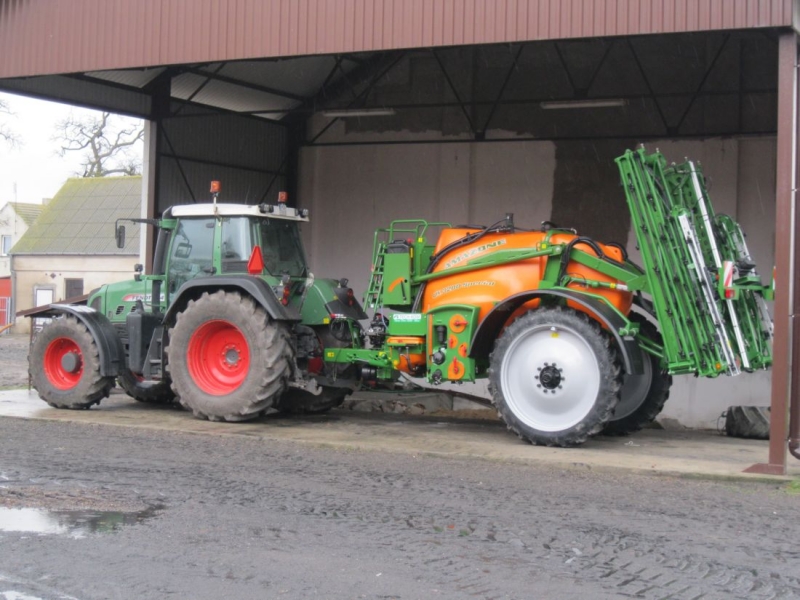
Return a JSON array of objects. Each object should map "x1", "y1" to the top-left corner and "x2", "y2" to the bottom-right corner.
[
  {"x1": 0, "y1": 0, "x2": 795, "y2": 78},
  {"x1": 158, "y1": 110, "x2": 287, "y2": 207}
]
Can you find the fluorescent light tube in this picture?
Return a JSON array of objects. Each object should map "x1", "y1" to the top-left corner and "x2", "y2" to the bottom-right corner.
[
  {"x1": 321, "y1": 108, "x2": 396, "y2": 118},
  {"x1": 540, "y1": 99, "x2": 627, "y2": 110}
]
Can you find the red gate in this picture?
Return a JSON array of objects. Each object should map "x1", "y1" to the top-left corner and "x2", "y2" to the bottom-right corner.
[{"x1": 0, "y1": 297, "x2": 11, "y2": 332}]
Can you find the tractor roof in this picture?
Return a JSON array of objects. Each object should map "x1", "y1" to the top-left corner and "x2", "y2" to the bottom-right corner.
[{"x1": 168, "y1": 203, "x2": 309, "y2": 222}]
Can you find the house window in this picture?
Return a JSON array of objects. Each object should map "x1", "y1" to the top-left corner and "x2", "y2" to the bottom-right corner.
[
  {"x1": 33, "y1": 287, "x2": 55, "y2": 331},
  {"x1": 0, "y1": 235, "x2": 11, "y2": 256},
  {"x1": 65, "y1": 278, "x2": 84, "y2": 300}
]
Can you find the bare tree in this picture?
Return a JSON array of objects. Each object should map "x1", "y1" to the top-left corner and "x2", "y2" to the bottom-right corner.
[
  {"x1": 0, "y1": 98, "x2": 21, "y2": 148},
  {"x1": 54, "y1": 111, "x2": 144, "y2": 177}
]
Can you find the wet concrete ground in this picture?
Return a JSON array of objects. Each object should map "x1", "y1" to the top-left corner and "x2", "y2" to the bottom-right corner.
[
  {"x1": 1, "y1": 416, "x2": 798, "y2": 600},
  {"x1": 0, "y1": 388, "x2": 797, "y2": 481}
]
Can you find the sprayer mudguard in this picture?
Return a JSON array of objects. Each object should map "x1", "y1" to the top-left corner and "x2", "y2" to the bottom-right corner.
[
  {"x1": 163, "y1": 275, "x2": 302, "y2": 324},
  {"x1": 34, "y1": 304, "x2": 126, "y2": 377},
  {"x1": 470, "y1": 289, "x2": 644, "y2": 375}
]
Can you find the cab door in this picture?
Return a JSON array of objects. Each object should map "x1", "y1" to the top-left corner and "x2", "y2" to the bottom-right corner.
[{"x1": 165, "y1": 217, "x2": 217, "y2": 301}]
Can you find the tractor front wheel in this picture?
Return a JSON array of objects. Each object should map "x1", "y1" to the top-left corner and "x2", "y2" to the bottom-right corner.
[
  {"x1": 489, "y1": 307, "x2": 622, "y2": 447},
  {"x1": 167, "y1": 291, "x2": 294, "y2": 421},
  {"x1": 29, "y1": 316, "x2": 114, "y2": 409}
]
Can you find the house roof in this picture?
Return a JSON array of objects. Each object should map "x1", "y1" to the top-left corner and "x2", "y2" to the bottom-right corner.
[
  {"x1": 6, "y1": 202, "x2": 44, "y2": 226},
  {"x1": 11, "y1": 177, "x2": 141, "y2": 255}
]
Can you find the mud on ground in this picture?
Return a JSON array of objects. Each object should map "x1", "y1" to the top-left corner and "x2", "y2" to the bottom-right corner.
[
  {"x1": 0, "y1": 333, "x2": 30, "y2": 389},
  {"x1": 0, "y1": 418, "x2": 799, "y2": 600}
]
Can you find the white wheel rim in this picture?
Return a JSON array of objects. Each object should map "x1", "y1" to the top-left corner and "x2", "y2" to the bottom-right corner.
[
  {"x1": 613, "y1": 346, "x2": 653, "y2": 421},
  {"x1": 500, "y1": 323, "x2": 601, "y2": 432}
]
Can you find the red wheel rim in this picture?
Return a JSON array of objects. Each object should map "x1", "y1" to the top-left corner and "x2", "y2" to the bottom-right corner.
[
  {"x1": 43, "y1": 337, "x2": 84, "y2": 390},
  {"x1": 187, "y1": 320, "x2": 250, "y2": 395}
]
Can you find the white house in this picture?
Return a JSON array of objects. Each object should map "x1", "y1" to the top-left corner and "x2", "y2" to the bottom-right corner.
[
  {"x1": 0, "y1": 201, "x2": 43, "y2": 277},
  {"x1": 11, "y1": 177, "x2": 141, "y2": 334}
]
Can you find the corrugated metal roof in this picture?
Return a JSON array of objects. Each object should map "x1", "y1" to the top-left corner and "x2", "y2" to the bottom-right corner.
[
  {"x1": 11, "y1": 177, "x2": 141, "y2": 255},
  {"x1": 0, "y1": 74, "x2": 151, "y2": 118},
  {"x1": 86, "y1": 67, "x2": 167, "y2": 89},
  {"x1": 6, "y1": 202, "x2": 44, "y2": 227},
  {"x1": 210, "y1": 56, "x2": 359, "y2": 97},
  {"x1": 171, "y1": 73, "x2": 299, "y2": 117},
  {"x1": 0, "y1": 1, "x2": 794, "y2": 79}
]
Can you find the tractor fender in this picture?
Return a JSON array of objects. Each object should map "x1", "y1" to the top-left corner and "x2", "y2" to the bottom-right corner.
[
  {"x1": 469, "y1": 289, "x2": 644, "y2": 375},
  {"x1": 37, "y1": 304, "x2": 126, "y2": 377},
  {"x1": 163, "y1": 276, "x2": 302, "y2": 326}
]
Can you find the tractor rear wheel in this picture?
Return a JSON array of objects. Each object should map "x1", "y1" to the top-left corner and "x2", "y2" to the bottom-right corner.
[
  {"x1": 167, "y1": 290, "x2": 294, "y2": 421},
  {"x1": 117, "y1": 369, "x2": 175, "y2": 405},
  {"x1": 603, "y1": 316, "x2": 672, "y2": 436},
  {"x1": 489, "y1": 307, "x2": 622, "y2": 447},
  {"x1": 29, "y1": 316, "x2": 114, "y2": 409}
]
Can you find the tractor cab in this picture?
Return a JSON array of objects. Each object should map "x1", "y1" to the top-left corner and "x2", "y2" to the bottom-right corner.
[{"x1": 156, "y1": 202, "x2": 310, "y2": 307}]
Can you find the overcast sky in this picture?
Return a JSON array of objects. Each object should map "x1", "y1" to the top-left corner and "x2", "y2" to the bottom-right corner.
[{"x1": 0, "y1": 91, "x2": 143, "y2": 206}]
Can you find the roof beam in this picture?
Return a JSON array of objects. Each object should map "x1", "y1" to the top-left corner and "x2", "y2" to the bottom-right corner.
[{"x1": 183, "y1": 67, "x2": 307, "y2": 102}]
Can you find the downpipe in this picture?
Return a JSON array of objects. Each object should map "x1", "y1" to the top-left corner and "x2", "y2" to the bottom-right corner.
[{"x1": 790, "y1": 314, "x2": 800, "y2": 461}]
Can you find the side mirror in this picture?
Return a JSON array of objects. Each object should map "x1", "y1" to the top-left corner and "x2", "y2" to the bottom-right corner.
[
  {"x1": 115, "y1": 225, "x2": 126, "y2": 249},
  {"x1": 175, "y1": 242, "x2": 192, "y2": 259}
]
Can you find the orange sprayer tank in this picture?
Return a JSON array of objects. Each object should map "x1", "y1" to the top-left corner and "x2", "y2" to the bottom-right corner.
[{"x1": 421, "y1": 228, "x2": 633, "y2": 323}]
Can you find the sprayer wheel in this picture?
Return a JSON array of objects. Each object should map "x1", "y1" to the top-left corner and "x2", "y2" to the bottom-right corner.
[
  {"x1": 603, "y1": 315, "x2": 672, "y2": 436},
  {"x1": 489, "y1": 307, "x2": 622, "y2": 447}
]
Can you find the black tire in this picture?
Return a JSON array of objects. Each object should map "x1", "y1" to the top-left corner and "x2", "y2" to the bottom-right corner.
[
  {"x1": 117, "y1": 369, "x2": 175, "y2": 405},
  {"x1": 166, "y1": 290, "x2": 294, "y2": 422},
  {"x1": 603, "y1": 316, "x2": 672, "y2": 436},
  {"x1": 489, "y1": 307, "x2": 622, "y2": 447},
  {"x1": 725, "y1": 406, "x2": 770, "y2": 439},
  {"x1": 29, "y1": 316, "x2": 114, "y2": 409},
  {"x1": 275, "y1": 325, "x2": 357, "y2": 414},
  {"x1": 277, "y1": 387, "x2": 349, "y2": 414}
]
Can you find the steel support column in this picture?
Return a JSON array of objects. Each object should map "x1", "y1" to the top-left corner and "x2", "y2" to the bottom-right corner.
[
  {"x1": 746, "y1": 32, "x2": 797, "y2": 475},
  {"x1": 142, "y1": 73, "x2": 171, "y2": 274},
  {"x1": 141, "y1": 120, "x2": 157, "y2": 273}
]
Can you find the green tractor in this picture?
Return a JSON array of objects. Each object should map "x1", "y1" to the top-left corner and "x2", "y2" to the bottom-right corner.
[{"x1": 28, "y1": 187, "x2": 366, "y2": 421}]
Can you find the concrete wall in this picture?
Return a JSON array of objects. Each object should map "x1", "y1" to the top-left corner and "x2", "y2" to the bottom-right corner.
[
  {"x1": 298, "y1": 135, "x2": 777, "y2": 429},
  {"x1": 12, "y1": 254, "x2": 138, "y2": 333}
]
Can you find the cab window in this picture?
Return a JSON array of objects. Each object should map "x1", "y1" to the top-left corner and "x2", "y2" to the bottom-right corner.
[
  {"x1": 220, "y1": 217, "x2": 258, "y2": 273},
  {"x1": 259, "y1": 219, "x2": 307, "y2": 277}
]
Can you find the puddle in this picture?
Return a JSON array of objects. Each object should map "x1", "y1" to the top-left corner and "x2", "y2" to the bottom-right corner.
[{"x1": 0, "y1": 505, "x2": 161, "y2": 539}]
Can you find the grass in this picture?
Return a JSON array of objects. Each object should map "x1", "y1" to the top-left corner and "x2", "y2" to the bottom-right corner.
[{"x1": 783, "y1": 479, "x2": 800, "y2": 495}]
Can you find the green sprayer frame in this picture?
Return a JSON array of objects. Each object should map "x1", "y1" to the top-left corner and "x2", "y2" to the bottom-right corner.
[
  {"x1": 616, "y1": 147, "x2": 773, "y2": 376},
  {"x1": 335, "y1": 147, "x2": 772, "y2": 382}
]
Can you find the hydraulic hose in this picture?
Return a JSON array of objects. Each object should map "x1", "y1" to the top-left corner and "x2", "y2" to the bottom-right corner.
[{"x1": 556, "y1": 237, "x2": 606, "y2": 285}]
